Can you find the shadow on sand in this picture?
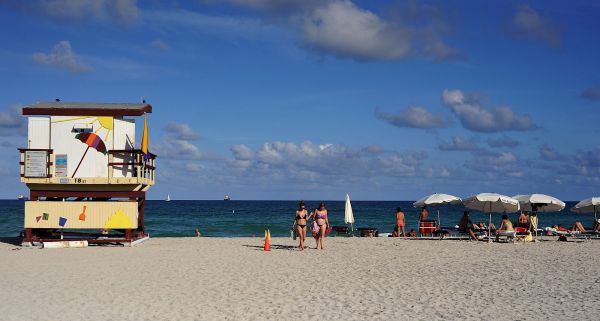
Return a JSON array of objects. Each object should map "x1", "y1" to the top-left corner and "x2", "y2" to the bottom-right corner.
[
  {"x1": 0, "y1": 236, "x2": 22, "y2": 247},
  {"x1": 242, "y1": 244, "x2": 298, "y2": 251}
]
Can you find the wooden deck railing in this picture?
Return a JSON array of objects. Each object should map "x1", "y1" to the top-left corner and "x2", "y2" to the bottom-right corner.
[{"x1": 19, "y1": 148, "x2": 156, "y2": 184}]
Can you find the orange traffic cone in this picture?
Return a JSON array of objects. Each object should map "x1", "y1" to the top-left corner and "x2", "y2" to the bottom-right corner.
[{"x1": 264, "y1": 229, "x2": 271, "y2": 251}]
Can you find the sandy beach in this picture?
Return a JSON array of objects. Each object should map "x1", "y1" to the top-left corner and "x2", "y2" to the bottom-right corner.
[{"x1": 1, "y1": 237, "x2": 599, "y2": 320}]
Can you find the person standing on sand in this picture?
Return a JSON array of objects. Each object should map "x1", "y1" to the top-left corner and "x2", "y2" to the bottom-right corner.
[
  {"x1": 419, "y1": 206, "x2": 429, "y2": 221},
  {"x1": 292, "y1": 200, "x2": 308, "y2": 251},
  {"x1": 311, "y1": 202, "x2": 329, "y2": 250},
  {"x1": 396, "y1": 207, "x2": 406, "y2": 237}
]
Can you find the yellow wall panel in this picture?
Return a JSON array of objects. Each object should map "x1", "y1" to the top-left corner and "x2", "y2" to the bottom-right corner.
[{"x1": 25, "y1": 201, "x2": 138, "y2": 229}]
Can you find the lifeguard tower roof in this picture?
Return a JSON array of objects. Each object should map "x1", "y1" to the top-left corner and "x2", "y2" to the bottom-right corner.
[{"x1": 23, "y1": 102, "x2": 152, "y2": 116}]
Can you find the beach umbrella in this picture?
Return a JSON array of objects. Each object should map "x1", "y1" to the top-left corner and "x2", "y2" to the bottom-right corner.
[
  {"x1": 571, "y1": 197, "x2": 600, "y2": 223},
  {"x1": 463, "y1": 193, "x2": 520, "y2": 242},
  {"x1": 344, "y1": 193, "x2": 355, "y2": 232},
  {"x1": 513, "y1": 194, "x2": 565, "y2": 240},
  {"x1": 413, "y1": 193, "x2": 461, "y2": 226},
  {"x1": 72, "y1": 132, "x2": 107, "y2": 177},
  {"x1": 512, "y1": 194, "x2": 565, "y2": 212}
]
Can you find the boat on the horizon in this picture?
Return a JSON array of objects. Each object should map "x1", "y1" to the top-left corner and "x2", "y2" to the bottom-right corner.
[
  {"x1": 17, "y1": 194, "x2": 28, "y2": 201},
  {"x1": 166, "y1": 194, "x2": 171, "y2": 202},
  {"x1": 224, "y1": 195, "x2": 231, "y2": 201}
]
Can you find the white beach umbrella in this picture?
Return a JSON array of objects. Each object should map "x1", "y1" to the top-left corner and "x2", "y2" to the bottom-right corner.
[
  {"x1": 344, "y1": 193, "x2": 355, "y2": 231},
  {"x1": 413, "y1": 193, "x2": 461, "y2": 226},
  {"x1": 463, "y1": 193, "x2": 520, "y2": 242},
  {"x1": 512, "y1": 194, "x2": 565, "y2": 212},
  {"x1": 571, "y1": 197, "x2": 600, "y2": 222},
  {"x1": 513, "y1": 194, "x2": 565, "y2": 240}
]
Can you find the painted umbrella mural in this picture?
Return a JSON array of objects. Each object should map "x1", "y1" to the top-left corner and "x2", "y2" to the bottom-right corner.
[{"x1": 72, "y1": 132, "x2": 108, "y2": 177}]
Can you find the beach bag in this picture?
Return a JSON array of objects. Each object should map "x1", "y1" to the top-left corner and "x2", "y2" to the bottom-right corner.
[{"x1": 311, "y1": 221, "x2": 319, "y2": 234}]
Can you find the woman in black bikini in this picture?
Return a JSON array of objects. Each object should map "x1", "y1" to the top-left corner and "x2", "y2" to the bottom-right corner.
[{"x1": 292, "y1": 200, "x2": 308, "y2": 250}]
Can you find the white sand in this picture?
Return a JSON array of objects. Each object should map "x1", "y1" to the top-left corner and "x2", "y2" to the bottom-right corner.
[{"x1": 1, "y1": 237, "x2": 600, "y2": 320}]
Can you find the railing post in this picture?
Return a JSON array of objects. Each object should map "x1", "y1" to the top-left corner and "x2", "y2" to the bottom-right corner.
[{"x1": 108, "y1": 152, "x2": 113, "y2": 181}]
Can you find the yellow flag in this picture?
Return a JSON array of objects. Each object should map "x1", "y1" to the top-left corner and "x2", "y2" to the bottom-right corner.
[{"x1": 141, "y1": 113, "x2": 148, "y2": 155}]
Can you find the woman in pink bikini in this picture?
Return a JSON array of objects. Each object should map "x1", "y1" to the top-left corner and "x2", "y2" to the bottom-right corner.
[{"x1": 311, "y1": 202, "x2": 329, "y2": 250}]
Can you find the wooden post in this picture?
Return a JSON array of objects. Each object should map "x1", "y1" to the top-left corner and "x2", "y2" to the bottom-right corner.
[{"x1": 24, "y1": 228, "x2": 33, "y2": 242}]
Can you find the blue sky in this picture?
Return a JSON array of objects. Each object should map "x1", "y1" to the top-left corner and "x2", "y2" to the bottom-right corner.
[{"x1": 0, "y1": 0, "x2": 599, "y2": 200}]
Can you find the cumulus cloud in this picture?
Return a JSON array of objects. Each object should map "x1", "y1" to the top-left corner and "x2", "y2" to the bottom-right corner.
[
  {"x1": 375, "y1": 106, "x2": 449, "y2": 129},
  {"x1": 32, "y1": 41, "x2": 93, "y2": 73},
  {"x1": 227, "y1": 141, "x2": 427, "y2": 181},
  {"x1": 155, "y1": 122, "x2": 203, "y2": 160},
  {"x1": 151, "y1": 39, "x2": 170, "y2": 51},
  {"x1": 299, "y1": 1, "x2": 460, "y2": 61},
  {"x1": 438, "y1": 136, "x2": 479, "y2": 151},
  {"x1": 539, "y1": 144, "x2": 566, "y2": 161},
  {"x1": 506, "y1": 4, "x2": 564, "y2": 48},
  {"x1": 164, "y1": 122, "x2": 200, "y2": 141},
  {"x1": 3, "y1": 0, "x2": 140, "y2": 24},
  {"x1": 231, "y1": 144, "x2": 254, "y2": 160},
  {"x1": 581, "y1": 86, "x2": 600, "y2": 101},
  {"x1": 203, "y1": 0, "x2": 460, "y2": 61},
  {"x1": 486, "y1": 136, "x2": 520, "y2": 148},
  {"x1": 465, "y1": 151, "x2": 523, "y2": 178},
  {"x1": 154, "y1": 137, "x2": 203, "y2": 160},
  {"x1": 0, "y1": 105, "x2": 27, "y2": 136},
  {"x1": 442, "y1": 89, "x2": 536, "y2": 133},
  {"x1": 574, "y1": 146, "x2": 600, "y2": 175}
]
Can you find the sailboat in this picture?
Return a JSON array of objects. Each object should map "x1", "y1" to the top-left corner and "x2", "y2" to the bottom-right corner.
[
  {"x1": 165, "y1": 194, "x2": 171, "y2": 202},
  {"x1": 345, "y1": 193, "x2": 355, "y2": 232}
]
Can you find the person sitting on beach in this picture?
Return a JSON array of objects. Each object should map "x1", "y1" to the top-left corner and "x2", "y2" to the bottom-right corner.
[
  {"x1": 311, "y1": 202, "x2": 329, "y2": 250},
  {"x1": 593, "y1": 219, "x2": 600, "y2": 232},
  {"x1": 396, "y1": 207, "x2": 406, "y2": 237},
  {"x1": 496, "y1": 214, "x2": 515, "y2": 242},
  {"x1": 392, "y1": 226, "x2": 400, "y2": 237},
  {"x1": 517, "y1": 211, "x2": 530, "y2": 228},
  {"x1": 419, "y1": 206, "x2": 429, "y2": 221},
  {"x1": 195, "y1": 228, "x2": 202, "y2": 237},
  {"x1": 407, "y1": 229, "x2": 416, "y2": 237},
  {"x1": 292, "y1": 200, "x2": 308, "y2": 250},
  {"x1": 457, "y1": 211, "x2": 478, "y2": 240},
  {"x1": 570, "y1": 221, "x2": 586, "y2": 233}
]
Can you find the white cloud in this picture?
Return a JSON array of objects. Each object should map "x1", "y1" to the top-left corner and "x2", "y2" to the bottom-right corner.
[
  {"x1": 226, "y1": 141, "x2": 427, "y2": 182},
  {"x1": 301, "y1": 1, "x2": 411, "y2": 60},
  {"x1": 438, "y1": 136, "x2": 479, "y2": 151},
  {"x1": 32, "y1": 41, "x2": 93, "y2": 73},
  {"x1": 507, "y1": 4, "x2": 563, "y2": 48},
  {"x1": 231, "y1": 144, "x2": 254, "y2": 160},
  {"x1": 164, "y1": 122, "x2": 200, "y2": 141},
  {"x1": 375, "y1": 106, "x2": 449, "y2": 129},
  {"x1": 0, "y1": 105, "x2": 27, "y2": 136},
  {"x1": 486, "y1": 136, "x2": 520, "y2": 148},
  {"x1": 299, "y1": 1, "x2": 460, "y2": 61},
  {"x1": 464, "y1": 151, "x2": 522, "y2": 178},
  {"x1": 8, "y1": 0, "x2": 140, "y2": 24},
  {"x1": 539, "y1": 144, "x2": 566, "y2": 161},
  {"x1": 442, "y1": 89, "x2": 536, "y2": 133},
  {"x1": 154, "y1": 137, "x2": 203, "y2": 160}
]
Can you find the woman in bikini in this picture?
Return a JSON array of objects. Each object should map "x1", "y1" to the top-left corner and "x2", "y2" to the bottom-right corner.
[
  {"x1": 292, "y1": 200, "x2": 308, "y2": 250},
  {"x1": 312, "y1": 202, "x2": 329, "y2": 250}
]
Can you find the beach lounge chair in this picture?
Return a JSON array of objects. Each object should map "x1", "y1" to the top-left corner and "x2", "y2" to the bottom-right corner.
[
  {"x1": 496, "y1": 230, "x2": 517, "y2": 243},
  {"x1": 514, "y1": 227, "x2": 532, "y2": 242},
  {"x1": 331, "y1": 226, "x2": 350, "y2": 237}
]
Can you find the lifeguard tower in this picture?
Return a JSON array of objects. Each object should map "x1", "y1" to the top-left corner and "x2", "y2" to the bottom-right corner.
[{"x1": 19, "y1": 102, "x2": 156, "y2": 246}]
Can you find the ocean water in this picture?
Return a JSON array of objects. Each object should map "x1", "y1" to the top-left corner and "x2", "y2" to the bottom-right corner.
[{"x1": 0, "y1": 200, "x2": 592, "y2": 237}]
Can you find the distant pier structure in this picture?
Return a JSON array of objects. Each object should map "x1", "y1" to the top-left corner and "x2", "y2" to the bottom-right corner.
[{"x1": 19, "y1": 102, "x2": 156, "y2": 246}]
